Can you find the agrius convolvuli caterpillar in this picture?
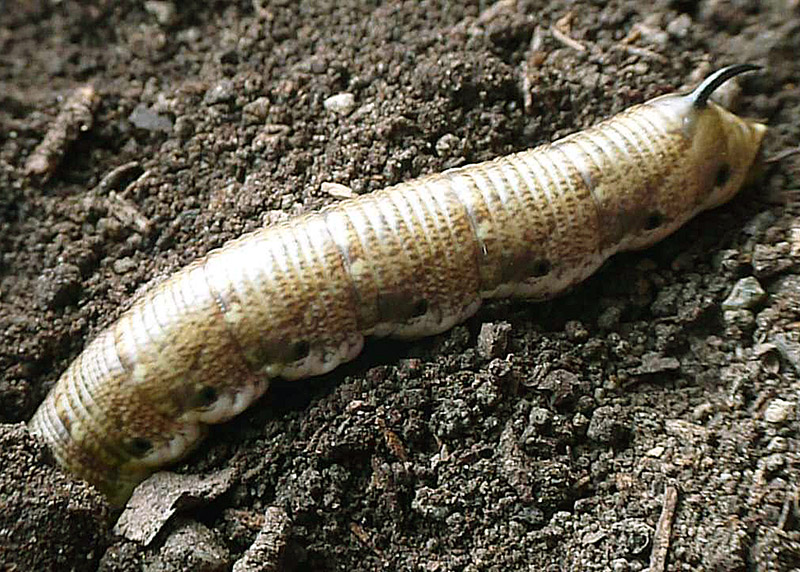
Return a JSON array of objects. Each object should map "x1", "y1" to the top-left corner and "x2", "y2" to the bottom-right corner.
[{"x1": 29, "y1": 65, "x2": 767, "y2": 506}]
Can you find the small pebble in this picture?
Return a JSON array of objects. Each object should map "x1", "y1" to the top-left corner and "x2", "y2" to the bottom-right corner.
[
  {"x1": 435, "y1": 134, "x2": 460, "y2": 158},
  {"x1": 308, "y1": 56, "x2": 327, "y2": 74},
  {"x1": 477, "y1": 321, "x2": 511, "y2": 359},
  {"x1": 764, "y1": 399, "x2": 793, "y2": 424},
  {"x1": 767, "y1": 436, "x2": 788, "y2": 452},
  {"x1": 756, "y1": 344, "x2": 781, "y2": 374},
  {"x1": 35, "y1": 263, "x2": 82, "y2": 309},
  {"x1": 129, "y1": 104, "x2": 173, "y2": 132},
  {"x1": 528, "y1": 407, "x2": 553, "y2": 429},
  {"x1": 144, "y1": 1, "x2": 176, "y2": 26},
  {"x1": 692, "y1": 402, "x2": 714, "y2": 422},
  {"x1": 666, "y1": 14, "x2": 691, "y2": 38},
  {"x1": 582, "y1": 530, "x2": 606, "y2": 545},
  {"x1": 112, "y1": 257, "x2": 136, "y2": 275},
  {"x1": 721, "y1": 276, "x2": 767, "y2": 310},
  {"x1": 635, "y1": 17, "x2": 669, "y2": 47},
  {"x1": 242, "y1": 97, "x2": 271, "y2": 123},
  {"x1": 323, "y1": 92, "x2": 356, "y2": 115},
  {"x1": 204, "y1": 80, "x2": 236, "y2": 105},
  {"x1": 537, "y1": 369, "x2": 580, "y2": 409},
  {"x1": 564, "y1": 320, "x2": 589, "y2": 342},
  {"x1": 587, "y1": 406, "x2": 630, "y2": 446},
  {"x1": 321, "y1": 181, "x2": 355, "y2": 199},
  {"x1": 762, "y1": 452, "x2": 784, "y2": 473}
]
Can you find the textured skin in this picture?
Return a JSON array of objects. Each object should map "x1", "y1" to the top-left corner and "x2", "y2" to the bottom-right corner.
[{"x1": 29, "y1": 79, "x2": 766, "y2": 507}]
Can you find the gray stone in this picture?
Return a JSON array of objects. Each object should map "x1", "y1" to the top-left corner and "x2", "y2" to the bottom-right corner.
[
  {"x1": 721, "y1": 277, "x2": 767, "y2": 310},
  {"x1": 764, "y1": 399, "x2": 794, "y2": 424},
  {"x1": 204, "y1": 80, "x2": 236, "y2": 105},
  {"x1": 477, "y1": 321, "x2": 512, "y2": 359},
  {"x1": 114, "y1": 468, "x2": 236, "y2": 545},
  {"x1": 323, "y1": 92, "x2": 356, "y2": 115},
  {"x1": 587, "y1": 406, "x2": 630, "y2": 446}
]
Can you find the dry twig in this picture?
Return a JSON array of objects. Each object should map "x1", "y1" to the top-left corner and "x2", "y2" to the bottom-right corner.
[
  {"x1": 551, "y1": 12, "x2": 586, "y2": 52},
  {"x1": 649, "y1": 485, "x2": 679, "y2": 572},
  {"x1": 24, "y1": 84, "x2": 99, "y2": 179}
]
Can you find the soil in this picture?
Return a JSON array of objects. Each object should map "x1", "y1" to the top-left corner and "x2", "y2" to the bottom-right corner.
[{"x1": 1, "y1": 1, "x2": 799, "y2": 571}]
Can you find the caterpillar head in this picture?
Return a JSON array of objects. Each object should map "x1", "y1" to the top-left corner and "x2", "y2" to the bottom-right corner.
[
  {"x1": 605, "y1": 64, "x2": 768, "y2": 253},
  {"x1": 687, "y1": 64, "x2": 767, "y2": 209},
  {"x1": 652, "y1": 64, "x2": 767, "y2": 212}
]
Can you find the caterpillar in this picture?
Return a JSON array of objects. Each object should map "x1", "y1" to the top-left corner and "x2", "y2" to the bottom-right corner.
[{"x1": 28, "y1": 65, "x2": 767, "y2": 507}]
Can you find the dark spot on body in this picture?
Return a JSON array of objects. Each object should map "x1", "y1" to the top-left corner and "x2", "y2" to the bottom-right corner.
[
  {"x1": 500, "y1": 251, "x2": 553, "y2": 283},
  {"x1": 715, "y1": 163, "x2": 731, "y2": 187},
  {"x1": 291, "y1": 340, "x2": 310, "y2": 361},
  {"x1": 128, "y1": 437, "x2": 153, "y2": 457},
  {"x1": 412, "y1": 299, "x2": 428, "y2": 317},
  {"x1": 54, "y1": 395, "x2": 72, "y2": 432},
  {"x1": 530, "y1": 259, "x2": 552, "y2": 277},
  {"x1": 245, "y1": 338, "x2": 301, "y2": 369},
  {"x1": 197, "y1": 386, "x2": 218, "y2": 407},
  {"x1": 644, "y1": 211, "x2": 665, "y2": 230},
  {"x1": 377, "y1": 291, "x2": 427, "y2": 322}
]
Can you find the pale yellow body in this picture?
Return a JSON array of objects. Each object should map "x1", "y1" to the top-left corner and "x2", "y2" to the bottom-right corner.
[{"x1": 29, "y1": 69, "x2": 766, "y2": 506}]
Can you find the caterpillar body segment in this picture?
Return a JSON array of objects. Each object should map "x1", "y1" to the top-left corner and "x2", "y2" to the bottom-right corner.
[{"x1": 28, "y1": 66, "x2": 767, "y2": 507}]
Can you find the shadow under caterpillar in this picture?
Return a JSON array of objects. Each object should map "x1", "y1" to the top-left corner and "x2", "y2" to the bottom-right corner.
[{"x1": 29, "y1": 65, "x2": 767, "y2": 507}]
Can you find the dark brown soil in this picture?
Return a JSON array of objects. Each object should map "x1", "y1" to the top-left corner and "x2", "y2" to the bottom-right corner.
[{"x1": 1, "y1": 1, "x2": 799, "y2": 571}]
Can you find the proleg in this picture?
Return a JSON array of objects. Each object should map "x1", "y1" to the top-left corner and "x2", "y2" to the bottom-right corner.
[{"x1": 28, "y1": 65, "x2": 768, "y2": 507}]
